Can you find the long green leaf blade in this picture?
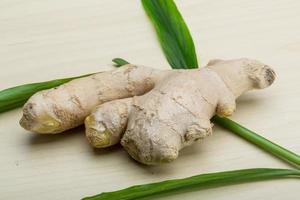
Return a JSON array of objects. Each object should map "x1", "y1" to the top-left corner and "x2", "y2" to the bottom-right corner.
[
  {"x1": 142, "y1": 0, "x2": 198, "y2": 69},
  {"x1": 0, "y1": 74, "x2": 91, "y2": 113},
  {"x1": 83, "y1": 168, "x2": 300, "y2": 200},
  {"x1": 212, "y1": 116, "x2": 300, "y2": 166}
]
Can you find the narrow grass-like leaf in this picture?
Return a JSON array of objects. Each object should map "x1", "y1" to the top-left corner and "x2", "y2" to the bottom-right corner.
[
  {"x1": 112, "y1": 58, "x2": 129, "y2": 67},
  {"x1": 0, "y1": 74, "x2": 91, "y2": 113},
  {"x1": 141, "y1": 0, "x2": 198, "y2": 69},
  {"x1": 112, "y1": 58, "x2": 130, "y2": 67},
  {"x1": 213, "y1": 116, "x2": 300, "y2": 167},
  {"x1": 83, "y1": 168, "x2": 300, "y2": 200}
]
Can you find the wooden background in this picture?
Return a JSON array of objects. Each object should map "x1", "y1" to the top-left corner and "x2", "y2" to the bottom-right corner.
[{"x1": 0, "y1": 0, "x2": 299, "y2": 199}]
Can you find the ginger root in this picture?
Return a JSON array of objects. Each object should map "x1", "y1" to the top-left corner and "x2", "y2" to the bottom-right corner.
[
  {"x1": 20, "y1": 58, "x2": 276, "y2": 165},
  {"x1": 20, "y1": 65, "x2": 165, "y2": 133},
  {"x1": 85, "y1": 98, "x2": 133, "y2": 148}
]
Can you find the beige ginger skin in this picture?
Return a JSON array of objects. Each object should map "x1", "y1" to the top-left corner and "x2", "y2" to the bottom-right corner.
[
  {"x1": 20, "y1": 65, "x2": 165, "y2": 133},
  {"x1": 20, "y1": 58, "x2": 276, "y2": 165}
]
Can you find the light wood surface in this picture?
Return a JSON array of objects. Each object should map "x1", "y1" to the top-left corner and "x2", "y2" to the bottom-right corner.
[{"x1": 1, "y1": 0, "x2": 300, "y2": 199}]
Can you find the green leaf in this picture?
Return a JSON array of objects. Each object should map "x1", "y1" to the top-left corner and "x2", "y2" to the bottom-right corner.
[
  {"x1": 112, "y1": 58, "x2": 130, "y2": 67},
  {"x1": 212, "y1": 116, "x2": 300, "y2": 167},
  {"x1": 142, "y1": 0, "x2": 198, "y2": 69},
  {"x1": 0, "y1": 74, "x2": 91, "y2": 113},
  {"x1": 82, "y1": 168, "x2": 300, "y2": 200}
]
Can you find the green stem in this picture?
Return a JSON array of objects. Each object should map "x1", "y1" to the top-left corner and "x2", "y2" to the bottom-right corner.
[
  {"x1": 212, "y1": 116, "x2": 300, "y2": 167},
  {"x1": 83, "y1": 168, "x2": 300, "y2": 200}
]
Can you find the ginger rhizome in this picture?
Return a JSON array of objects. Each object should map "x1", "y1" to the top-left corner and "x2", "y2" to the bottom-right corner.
[
  {"x1": 20, "y1": 65, "x2": 164, "y2": 133},
  {"x1": 20, "y1": 58, "x2": 276, "y2": 165}
]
